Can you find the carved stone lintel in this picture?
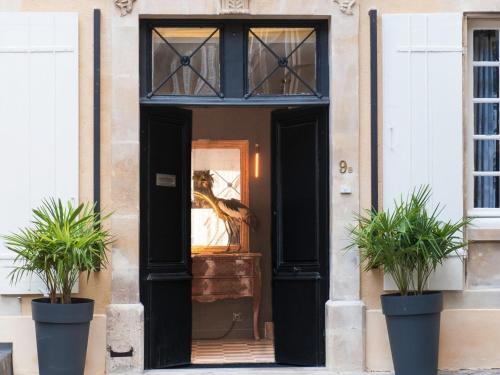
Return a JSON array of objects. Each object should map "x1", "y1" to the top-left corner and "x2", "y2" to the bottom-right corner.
[
  {"x1": 114, "y1": 0, "x2": 136, "y2": 16},
  {"x1": 333, "y1": 0, "x2": 356, "y2": 15},
  {"x1": 220, "y1": 0, "x2": 250, "y2": 15}
]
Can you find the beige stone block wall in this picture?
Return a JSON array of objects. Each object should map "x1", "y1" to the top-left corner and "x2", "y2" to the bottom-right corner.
[
  {"x1": 0, "y1": 2, "x2": 112, "y2": 373},
  {"x1": 359, "y1": 0, "x2": 500, "y2": 309},
  {"x1": 359, "y1": 0, "x2": 500, "y2": 371},
  {"x1": 367, "y1": 309, "x2": 500, "y2": 371},
  {"x1": 0, "y1": 0, "x2": 113, "y2": 314},
  {"x1": 0, "y1": 315, "x2": 106, "y2": 375},
  {"x1": 3, "y1": 0, "x2": 500, "y2": 372},
  {"x1": 468, "y1": 242, "x2": 500, "y2": 289}
]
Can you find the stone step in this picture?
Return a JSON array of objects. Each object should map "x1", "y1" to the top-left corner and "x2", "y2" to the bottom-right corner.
[
  {"x1": 145, "y1": 369, "x2": 500, "y2": 375},
  {"x1": 0, "y1": 343, "x2": 13, "y2": 375},
  {"x1": 145, "y1": 368, "x2": 344, "y2": 375}
]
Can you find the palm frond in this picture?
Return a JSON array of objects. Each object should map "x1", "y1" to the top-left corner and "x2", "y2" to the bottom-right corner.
[
  {"x1": 346, "y1": 185, "x2": 470, "y2": 295},
  {"x1": 2, "y1": 198, "x2": 113, "y2": 304}
]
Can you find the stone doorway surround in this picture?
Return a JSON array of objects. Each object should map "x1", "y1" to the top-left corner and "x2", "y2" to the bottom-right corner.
[{"x1": 107, "y1": 0, "x2": 362, "y2": 373}]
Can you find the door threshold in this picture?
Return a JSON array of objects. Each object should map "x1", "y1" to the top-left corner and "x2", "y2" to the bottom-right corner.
[
  {"x1": 188, "y1": 363, "x2": 280, "y2": 368},
  {"x1": 144, "y1": 366, "x2": 333, "y2": 374}
]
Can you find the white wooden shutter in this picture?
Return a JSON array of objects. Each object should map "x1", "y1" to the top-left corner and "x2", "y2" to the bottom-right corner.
[
  {"x1": 0, "y1": 13, "x2": 79, "y2": 294},
  {"x1": 382, "y1": 13, "x2": 464, "y2": 291}
]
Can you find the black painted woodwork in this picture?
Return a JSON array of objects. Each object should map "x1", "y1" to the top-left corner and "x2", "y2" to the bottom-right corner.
[
  {"x1": 271, "y1": 106, "x2": 329, "y2": 366},
  {"x1": 139, "y1": 19, "x2": 329, "y2": 105},
  {"x1": 369, "y1": 9, "x2": 379, "y2": 211},
  {"x1": 140, "y1": 104, "x2": 330, "y2": 367},
  {"x1": 93, "y1": 9, "x2": 101, "y2": 217},
  {"x1": 140, "y1": 107, "x2": 192, "y2": 369}
]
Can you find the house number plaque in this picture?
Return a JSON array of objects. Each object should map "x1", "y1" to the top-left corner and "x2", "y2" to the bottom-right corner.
[
  {"x1": 156, "y1": 173, "x2": 176, "y2": 187},
  {"x1": 339, "y1": 160, "x2": 353, "y2": 174}
]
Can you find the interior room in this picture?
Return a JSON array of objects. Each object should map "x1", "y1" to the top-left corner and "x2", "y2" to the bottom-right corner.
[{"x1": 190, "y1": 107, "x2": 275, "y2": 365}]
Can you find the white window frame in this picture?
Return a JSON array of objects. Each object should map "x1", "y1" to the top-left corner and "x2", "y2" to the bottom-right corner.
[{"x1": 467, "y1": 19, "x2": 500, "y2": 220}]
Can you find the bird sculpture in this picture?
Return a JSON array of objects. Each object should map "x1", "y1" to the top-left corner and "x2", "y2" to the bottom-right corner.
[{"x1": 193, "y1": 170, "x2": 258, "y2": 251}]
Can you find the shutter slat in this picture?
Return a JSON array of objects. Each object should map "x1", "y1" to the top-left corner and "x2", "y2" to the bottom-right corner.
[
  {"x1": 382, "y1": 13, "x2": 464, "y2": 291},
  {"x1": 0, "y1": 13, "x2": 79, "y2": 294}
]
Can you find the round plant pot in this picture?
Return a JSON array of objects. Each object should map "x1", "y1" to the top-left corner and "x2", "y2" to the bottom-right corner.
[
  {"x1": 381, "y1": 292, "x2": 443, "y2": 375},
  {"x1": 32, "y1": 298, "x2": 94, "y2": 375}
]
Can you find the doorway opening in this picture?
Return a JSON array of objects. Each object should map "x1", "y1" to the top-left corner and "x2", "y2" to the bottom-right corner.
[
  {"x1": 140, "y1": 105, "x2": 329, "y2": 369},
  {"x1": 190, "y1": 108, "x2": 274, "y2": 364}
]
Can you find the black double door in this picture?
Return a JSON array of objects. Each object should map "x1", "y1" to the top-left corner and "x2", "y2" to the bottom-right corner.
[{"x1": 140, "y1": 106, "x2": 329, "y2": 369}]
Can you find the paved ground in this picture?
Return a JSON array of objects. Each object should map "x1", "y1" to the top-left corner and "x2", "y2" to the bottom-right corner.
[{"x1": 144, "y1": 368, "x2": 500, "y2": 375}]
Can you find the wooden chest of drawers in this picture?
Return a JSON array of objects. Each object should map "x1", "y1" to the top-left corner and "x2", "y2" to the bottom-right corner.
[{"x1": 191, "y1": 252, "x2": 262, "y2": 340}]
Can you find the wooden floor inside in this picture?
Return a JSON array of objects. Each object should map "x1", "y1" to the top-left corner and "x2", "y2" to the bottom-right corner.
[{"x1": 191, "y1": 339, "x2": 275, "y2": 364}]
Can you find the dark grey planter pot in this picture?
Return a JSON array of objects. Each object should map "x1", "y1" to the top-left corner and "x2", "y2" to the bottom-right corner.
[
  {"x1": 32, "y1": 298, "x2": 94, "y2": 375},
  {"x1": 381, "y1": 292, "x2": 443, "y2": 375}
]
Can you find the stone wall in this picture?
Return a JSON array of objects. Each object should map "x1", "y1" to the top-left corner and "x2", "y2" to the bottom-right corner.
[{"x1": 1, "y1": 0, "x2": 500, "y2": 373}]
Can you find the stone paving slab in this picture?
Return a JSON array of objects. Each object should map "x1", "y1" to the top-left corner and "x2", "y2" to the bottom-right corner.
[{"x1": 144, "y1": 368, "x2": 500, "y2": 375}]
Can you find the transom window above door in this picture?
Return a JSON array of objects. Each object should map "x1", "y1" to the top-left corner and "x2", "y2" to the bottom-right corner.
[{"x1": 140, "y1": 20, "x2": 329, "y2": 104}]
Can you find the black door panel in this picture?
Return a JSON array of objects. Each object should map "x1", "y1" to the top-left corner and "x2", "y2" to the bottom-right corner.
[
  {"x1": 148, "y1": 278, "x2": 191, "y2": 368},
  {"x1": 273, "y1": 275, "x2": 322, "y2": 365},
  {"x1": 271, "y1": 106, "x2": 329, "y2": 366},
  {"x1": 140, "y1": 107, "x2": 192, "y2": 369},
  {"x1": 278, "y1": 121, "x2": 319, "y2": 264}
]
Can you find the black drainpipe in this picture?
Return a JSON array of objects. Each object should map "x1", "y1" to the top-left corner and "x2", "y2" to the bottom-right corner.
[
  {"x1": 369, "y1": 9, "x2": 379, "y2": 211},
  {"x1": 93, "y1": 9, "x2": 101, "y2": 216}
]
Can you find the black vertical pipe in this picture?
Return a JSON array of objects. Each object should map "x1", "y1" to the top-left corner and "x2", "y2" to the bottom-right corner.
[
  {"x1": 369, "y1": 9, "x2": 379, "y2": 211},
  {"x1": 93, "y1": 9, "x2": 101, "y2": 215}
]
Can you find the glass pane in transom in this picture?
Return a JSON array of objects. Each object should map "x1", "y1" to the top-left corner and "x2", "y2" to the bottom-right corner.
[
  {"x1": 152, "y1": 27, "x2": 220, "y2": 96},
  {"x1": 248, "y1": 27, "x2": 316, "y2": 96}
]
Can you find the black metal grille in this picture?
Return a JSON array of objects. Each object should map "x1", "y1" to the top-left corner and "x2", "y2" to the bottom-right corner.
[
  {"x1": 245, "y1": 27, "x2": 320, "y2": 98},
  {"x1": 147, "y1": 27, "x2": 223, "y2": 98}
]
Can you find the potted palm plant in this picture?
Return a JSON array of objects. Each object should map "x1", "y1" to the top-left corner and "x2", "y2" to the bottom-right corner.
[
  {"x1": 3, "y1": 198, "x2": 112, "y2": 375},
  {"x1": 347, "y1": 186, "x2": 469, "y2": 375}
]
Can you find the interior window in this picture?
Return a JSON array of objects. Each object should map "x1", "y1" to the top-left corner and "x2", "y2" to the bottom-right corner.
[
  {"x1": 247, "y1": 27, "x2": 317, "y2": 97},
  {"x1": 151, "y1": 27, "x2": 221, "y2": 97},
  {"x1": 473, "y1": 29, "x2": 500, "y2": 208}
]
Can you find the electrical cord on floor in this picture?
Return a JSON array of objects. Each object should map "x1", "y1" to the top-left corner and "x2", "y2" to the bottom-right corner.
[{"x1": 193, "y1": 318, "x2": 238, "y2": 340}]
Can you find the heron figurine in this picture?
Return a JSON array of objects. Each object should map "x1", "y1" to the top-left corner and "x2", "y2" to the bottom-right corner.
[{"x1": 193, "y1": 170, "x2": 258, "y2": 251}]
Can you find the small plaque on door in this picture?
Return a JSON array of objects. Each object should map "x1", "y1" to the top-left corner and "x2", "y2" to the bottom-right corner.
[{"x1": 156, "y1": 173, "x2": 176, "y2": 187}]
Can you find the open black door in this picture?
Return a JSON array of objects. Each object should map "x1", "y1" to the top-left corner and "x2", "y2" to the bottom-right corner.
[
  {"x1": 271, "y1": 106, "x2": 329, "y2": 366},
  {"x1": 140, "y1": 107, "x2": 192, "y2": 369}
]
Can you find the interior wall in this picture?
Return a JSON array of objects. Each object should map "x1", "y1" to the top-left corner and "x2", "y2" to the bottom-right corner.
[{"x1": 191, "y1": 107, "x2": 273, "y2": 339}]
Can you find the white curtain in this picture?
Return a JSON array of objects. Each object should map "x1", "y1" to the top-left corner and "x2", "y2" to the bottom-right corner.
[
  {"x1": 248, "y1": 28, "x2": 313, "y2": 95},
  {"x1": 171, "y1": 45, "x2": 219, "y2": 95},
  {"x1": 152, "y1": 31, "x2": 220, "y2": 96},
  {"x1": 474, "y1": 30, "x2": 499, "y2": 207}
]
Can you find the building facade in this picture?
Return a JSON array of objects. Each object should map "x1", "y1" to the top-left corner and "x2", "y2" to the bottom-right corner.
[{"x1": 1, "y1": 0, "x2": 500, "y2": 374}]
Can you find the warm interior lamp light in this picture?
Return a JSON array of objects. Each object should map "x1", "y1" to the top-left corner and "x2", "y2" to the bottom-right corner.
[{"x1": 254, "y1": 144, "x2": 260, "y2": 178}]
